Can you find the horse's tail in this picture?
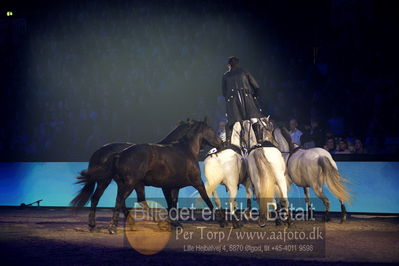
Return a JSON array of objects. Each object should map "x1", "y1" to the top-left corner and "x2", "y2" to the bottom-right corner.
[
  {"x1": 70, "y1": 155, "x2": 118, "y2": 207},
  {"x1": 189, "y1": 182, "x2": 208, "y2": 199},
  {"x1": 251, "y1": 148, "x2": 277, "y2": 217},
  {"x1": 190, "y1": 190, "x2": 199, "y2": 198},
  {"x1": 318, "y1": 156, "x2": 351, "y2": 204},
  {"x1": 70, "y1": 169, "x2": 97, "y2": 208},
  {"x1": 200, "y1": 156, "x2": 223, "y2": 198}
]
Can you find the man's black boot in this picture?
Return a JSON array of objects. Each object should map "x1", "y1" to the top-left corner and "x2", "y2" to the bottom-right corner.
[
  {"x1": 252, "y1": 122, "x2": 263, "y2": 144},
  {"x1": 224, "y1": 125, "x2": 232, "y2": 148}
]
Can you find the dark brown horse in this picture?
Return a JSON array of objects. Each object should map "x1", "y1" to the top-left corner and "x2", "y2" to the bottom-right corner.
[
  {"x1": 108, "y1": 119, "x2": 224, "y2": 234},
  {"x1": 70, "y1": 120, "x2": 196, "y2": 231}
]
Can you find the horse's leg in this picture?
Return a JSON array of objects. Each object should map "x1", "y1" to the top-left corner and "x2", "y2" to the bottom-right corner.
[
  {"x1": 123, "y1": 184, "x2": 146, "y2": 231},
  {"x1": 122, "y1": 183, "x2": 136, "y2": 218},
  {"x1": 304, "y1": 187, "x2": 312, "y2": 219},
  {"x1": 195, "y1": 182, "x2": 226, "y2": 227},
  {"x1": 121, "y1": 185, "x2": 143, "y2": 219},
  {"x1": 227, "y1": 184, "x2": 242, "y2": 229},
  {"x1": 244, "y1": 179, "x2": 253, "y2": 220},
  {"x1": 203, "y1": 171, "x2": 223, "y2": 209},
  {"x1": 135, "y1": 183, "x2": 152, "y2": 219},
  {"x1": 162, "y1": 187, "x2": 173, "y2": 209},
  {"x1": 108, "y1": 181, "x2": 135, "y2": 234},
  {"x1": 246, "y1": 187, "x2": 252, "y2": 209},
  {"x1": 170, "y1": 188, "x2": 182, "y2": 227},
  {"x1": 313, "y1": 186, "x2": 330, "y2": 222},
  {"x1": 159, "y1": 188, "x2": 174, "y2": 231},
  {"x1": 275, "y1": 170, "x2": 290, "y2": 226},
  {"x1": 203, "y1": 181, "x2": 222, "y2": 208},
  {"x1": 88, "y1": 178, "x2": 112, "y2": 232},
  {"x1": 212, "y1": 190, "x2": 222, "y2": 209},
  {"x1": 122, "y1": 201, "x2": 129, "y2": 218},
  {"x1": 272, "y1": 185, "x2": 283, "y2": 226},
  {"x1": 340, "y1": 200, "x2": 347, "y2": 223},
  {"x1": 162, "y1": 187, "x2": 181, "y2": 224}
]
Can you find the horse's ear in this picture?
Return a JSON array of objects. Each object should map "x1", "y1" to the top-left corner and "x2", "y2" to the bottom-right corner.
[{"x1": 203, "y1": 116, "x2": 208, "y2": 124}]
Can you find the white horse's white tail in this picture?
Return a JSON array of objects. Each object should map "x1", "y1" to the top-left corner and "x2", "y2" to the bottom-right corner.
[
  {"x1": 318, "y1": 156, "x2": 352, "y2": 204},
  {"x1": 250, "y1": 149, "x2": 277, "y2": 223}
]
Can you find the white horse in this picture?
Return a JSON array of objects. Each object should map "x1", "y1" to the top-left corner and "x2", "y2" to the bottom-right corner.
[
  {"x1": 244, "y1": 119, "x2": 290, "y2": 227},
  {"x1": 202, "y1": 122, "x2": 252, "y2": 228},
  {"x1": 272, "y1": 126, "x2": 351, "y2": 222}
]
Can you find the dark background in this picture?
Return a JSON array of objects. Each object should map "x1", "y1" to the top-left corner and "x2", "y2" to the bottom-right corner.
[{"x1": 0, "y1": 0, "x2": 398, "y2": 161}]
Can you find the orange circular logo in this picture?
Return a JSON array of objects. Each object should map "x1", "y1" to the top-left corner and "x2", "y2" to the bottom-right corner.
[{"x1": 125, "y1": 201, "x2": 172, "y2": 255}]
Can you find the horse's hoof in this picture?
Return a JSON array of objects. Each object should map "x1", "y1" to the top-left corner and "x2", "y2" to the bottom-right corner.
[
  {"x1": 340, "y1": 215, "x2": 347, "y2": 224},
  {"x1": 157, "y1": 221, "x2": 171, "y2": 232},
  {"x1": 232, "y1": 221, "x2": 240, "y2": 229},
  {"x1": 171, "y1": 220, "x2": 183, "y2": 228},
  {"x1": 322, "y1": 216, "x2": 331, "y2": 222},
  {"x1": 235, "y1": 221, "x2": 244, "y2": 229},
  {"x1": 88, "y1": 225, "x2": 99, "y2": 232},
  {"x1": 259, "y1": 222, "x2": 266, "y2": 228},
  {"x1": 219, "y1": 219, "x2": 228, "y2": 228},
  {"x1": 238, "y1": 219, "x2": 244, "y2": 228},
  {"x1": 243, "y1": 210, "x2": 253, "y2": 221},
  {"x1": 108, "y1": 225, "x2": 117, "y2": 234},
  {"x1": 286, "y1": 220, "x2": 292, "y2": 227},
  {"x1": 127, "y1": 223, "x2": 137, "y2": 232},
  {"x1": 275, "y1": 219, "x2": 283, "y2": 226}
]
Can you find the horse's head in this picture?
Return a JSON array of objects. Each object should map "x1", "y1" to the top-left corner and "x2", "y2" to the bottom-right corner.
[
  {"x1": 258, "y1": 116, "x2": 278, "y2": 145},
  {"x1": 159, "y1": 119, "x2": 196, "y2": 144},
  {"x1": 273, "y1": 127, "x2": 295, "y2": 152},
  {"x1": 189, "y1": 119, "x2": 223, "y2": 149},
  {"x1": 259, "y1": 116, "x2": 274, "y2": 132}
]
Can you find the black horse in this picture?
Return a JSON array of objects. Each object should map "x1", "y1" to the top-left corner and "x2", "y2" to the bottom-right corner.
[
  {"x1": 70, "y1": 120, "x2": 196, "y2": 231},
  {"x1": 108, "y1": 119, "x2": 224, "y2": 234}
]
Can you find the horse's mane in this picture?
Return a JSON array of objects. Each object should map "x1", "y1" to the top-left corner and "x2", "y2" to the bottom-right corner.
[
  {"x1": 173, "y1": 120, "x2": 206, "y2": 144},
  {"x1": 158, "y1": 119, "x2": 193, "y2": 144},
  {"x1": 276, "y1": 127, "x2": 295, "y2": 152}
]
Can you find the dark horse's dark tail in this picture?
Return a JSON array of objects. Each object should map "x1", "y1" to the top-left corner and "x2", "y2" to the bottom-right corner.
[
  {"x1": 70, "y1": 156, "x2": 119, "y2": 208},
  {"x1": 70, "y1": 169, "x2": 97, "y2": 208}
]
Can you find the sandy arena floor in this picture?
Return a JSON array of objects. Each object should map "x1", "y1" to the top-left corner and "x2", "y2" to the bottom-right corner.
[{"x1": 0, "y1": 208, "x2": 398, "y2": 265}]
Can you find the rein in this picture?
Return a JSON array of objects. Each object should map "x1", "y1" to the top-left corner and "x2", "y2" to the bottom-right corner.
[
  {"x1": 247, "y1": 140, "x2": 277, "y2": 154},
  {"x1": 270, "y1": 126, "x2": 304, "y2": 165},
  {"x1": 205, "y1": 144, "x2": 243, "y2": 159},
  {"x1": 206, "y1": 122, "x2": 244, "y2": 159}
]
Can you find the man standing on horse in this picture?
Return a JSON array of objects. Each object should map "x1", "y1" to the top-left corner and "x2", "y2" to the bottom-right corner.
[{"x1": 222, "y1": 56, "x2": 265, "y2": 144}]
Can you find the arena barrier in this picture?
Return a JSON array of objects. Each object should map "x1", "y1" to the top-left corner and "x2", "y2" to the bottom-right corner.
[{"x1": 0, "y1": 161, "x2": 398, "y2": 213}]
